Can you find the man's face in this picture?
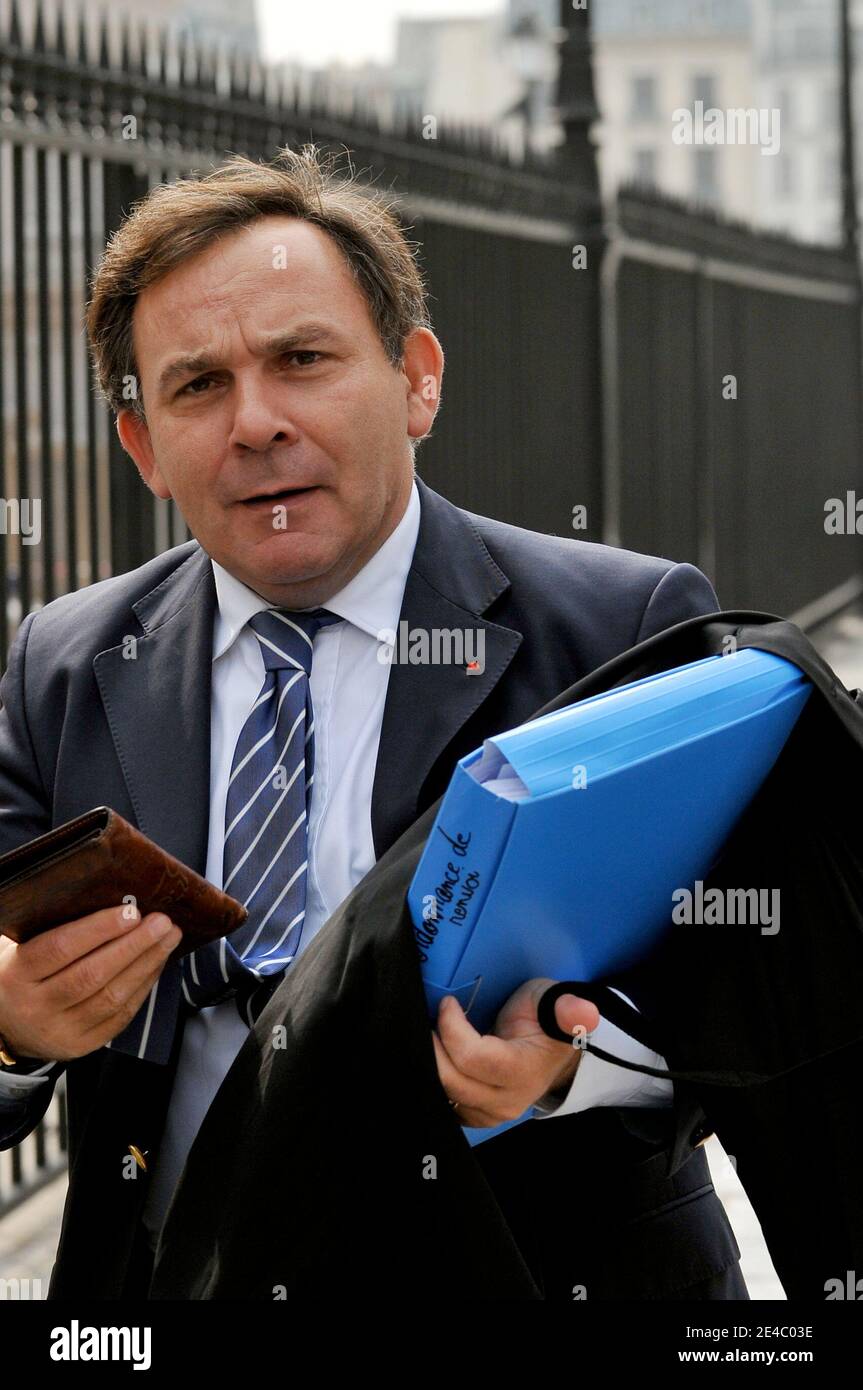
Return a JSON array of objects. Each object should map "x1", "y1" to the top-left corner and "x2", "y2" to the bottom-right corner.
[{"x1": 117, "y1": 216, "x2": 442, "y2": 606}]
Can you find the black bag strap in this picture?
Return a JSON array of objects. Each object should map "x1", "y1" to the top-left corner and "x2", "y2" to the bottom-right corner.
[
  {"x1": 526, "y1": 609, "x2": 785, "y2": 725},
  {"x1": 537, "y1": 979, "x2": 773, "y2": 1088}
]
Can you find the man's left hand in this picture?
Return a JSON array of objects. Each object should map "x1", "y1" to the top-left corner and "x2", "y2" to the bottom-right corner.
[{"x1": 432, "y1": 978, "x2": 601, "y2": 1128}]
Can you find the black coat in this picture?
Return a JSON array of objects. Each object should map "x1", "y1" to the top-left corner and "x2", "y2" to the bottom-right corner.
[{"x1": 147, "y1": 608, "x2": 863, "y2": 1301}]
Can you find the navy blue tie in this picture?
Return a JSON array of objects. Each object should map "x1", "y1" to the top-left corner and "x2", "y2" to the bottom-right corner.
[{"x1": 180, "y1": 605, "x2": 342, "y2": 1027}]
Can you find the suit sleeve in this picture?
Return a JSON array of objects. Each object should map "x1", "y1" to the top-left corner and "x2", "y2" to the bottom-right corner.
[
  {"x1": 0, "y1": 609, "x2": 54, "y2": 847},
  {"x1": 0, "y1": 1080, "x2": 63, "y2": 1151},
  {"x1": 0, "y1": 610, "x2": 66, "y2": 1146},
  {"x1": 634, "y1": 561, "x2": 720, "y2": 644}
]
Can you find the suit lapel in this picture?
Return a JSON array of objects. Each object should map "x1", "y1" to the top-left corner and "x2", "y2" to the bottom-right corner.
[
  {"x1": 93, "y1": 545, "x2": 215, "y2": 878},
  {"x1": 92, "y1": 486, "x2": 522, "y2": 874},
  {"x1": 370, "y1": 480, "x2": 522, "y2": 856}
]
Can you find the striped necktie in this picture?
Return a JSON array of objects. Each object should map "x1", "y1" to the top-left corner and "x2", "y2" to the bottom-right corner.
[{"x1": 180, "y1": 605, "x2": 342, "y2": 1028}]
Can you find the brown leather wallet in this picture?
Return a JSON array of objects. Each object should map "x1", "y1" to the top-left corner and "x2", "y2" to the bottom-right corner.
[{"x1": 0, "y1": 806, "x2": 247, "y2": 959}]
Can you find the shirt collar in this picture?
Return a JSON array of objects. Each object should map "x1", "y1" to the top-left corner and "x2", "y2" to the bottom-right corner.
[{"x1": 210, "y1": 479, "x2": 421, "y2": 662}]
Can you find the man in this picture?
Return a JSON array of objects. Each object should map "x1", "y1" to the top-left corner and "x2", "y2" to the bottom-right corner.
[{"x1": 0, "y1": 146, "x2": 745, "y2": 1299}]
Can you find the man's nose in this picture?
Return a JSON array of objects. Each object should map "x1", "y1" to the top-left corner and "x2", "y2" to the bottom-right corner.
[{"x1": 227, "y1": 375, "x2": 301, "y2": 451}]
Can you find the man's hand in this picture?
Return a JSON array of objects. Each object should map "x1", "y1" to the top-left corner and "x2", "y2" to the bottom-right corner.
[
  {"x1": 432, "y1": 977, "x2": 601, "y2": 1128},
  {"x1": 0, "y1": 905, "x2": 182, "y2": 1062}
]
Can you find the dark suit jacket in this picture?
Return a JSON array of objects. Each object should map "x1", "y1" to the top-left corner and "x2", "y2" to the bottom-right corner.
[{"x1": 0, "y1": 477, "x2": 740, "y2": 1299}]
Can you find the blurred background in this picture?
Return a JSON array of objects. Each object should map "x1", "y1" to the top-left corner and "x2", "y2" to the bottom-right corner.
[{"x1": 2, "y1": 0, "x2": 863, "y2": 1300}]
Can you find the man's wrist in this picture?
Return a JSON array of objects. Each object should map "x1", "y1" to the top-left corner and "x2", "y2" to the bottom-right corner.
[
  {"x1": 545, "y1": 1048, "x2": 581, "y2": 1102},
  {"x1": 0, "y1": 1030, "x2": 48, "y2": 1072},
  {"x1": 0, "y1": 1028, "x2": 22, "y2": 1066}
]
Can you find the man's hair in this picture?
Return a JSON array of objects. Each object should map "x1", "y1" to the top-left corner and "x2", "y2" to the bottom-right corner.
[{"x1": 85, "y1": 143, "x2": 433, "y2": 451}]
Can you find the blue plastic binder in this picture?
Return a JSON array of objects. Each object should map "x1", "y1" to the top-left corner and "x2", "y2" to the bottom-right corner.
[{"x1": 407, "y1": 648, "x2": 812, "y2": 1146}]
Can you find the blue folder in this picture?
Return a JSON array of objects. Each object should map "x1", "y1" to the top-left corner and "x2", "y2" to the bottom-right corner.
[{"x1": 407, "y1": 648, "x2": 812, "y2": 1145}]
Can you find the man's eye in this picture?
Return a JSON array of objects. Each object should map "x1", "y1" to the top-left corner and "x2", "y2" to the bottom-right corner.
[
  {"x1": 285, "y1": 351, "x2": 322, "y2": 366},
  {"x1": 179, "y1": 376, "x2": 215, "y2": 397}
]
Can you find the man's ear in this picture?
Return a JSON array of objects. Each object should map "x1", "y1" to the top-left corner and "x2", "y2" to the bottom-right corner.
[
  {"x1": 116, "y1": 408, "x2": 172, "y2": 501},
  {"x1": 401, "y1": 327, "x2": 444, "y2": 445}
]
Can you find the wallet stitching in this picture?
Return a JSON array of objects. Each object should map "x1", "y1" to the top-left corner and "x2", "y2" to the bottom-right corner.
[{"x1": 0, "y1": 808, "x2": 110, "y2": 884}]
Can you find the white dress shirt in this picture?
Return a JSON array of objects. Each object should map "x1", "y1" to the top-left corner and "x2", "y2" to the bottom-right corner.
[{"x1": 0, "y1": 479, "x2": 672, "y2": 1250}]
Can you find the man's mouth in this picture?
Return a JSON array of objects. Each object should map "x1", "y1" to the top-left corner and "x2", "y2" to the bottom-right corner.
[{"x1": 240, "y1": 485, "x2": 319, "y2": 508}]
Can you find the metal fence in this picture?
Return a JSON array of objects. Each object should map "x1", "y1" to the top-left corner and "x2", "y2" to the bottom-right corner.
[{"x1": 605, "y1": 188, "x2": 863, "y2": 624}]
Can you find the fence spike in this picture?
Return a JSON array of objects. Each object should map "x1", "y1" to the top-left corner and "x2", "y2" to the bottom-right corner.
[
  {"x1": 167, "y1": 23, "x2": 183, "y2": 87},
  {"x1": 228, "y1": 50, "x2": 242, "y2": 99},
  {"x1": 56, "y1": 0, "x2": 72, "y2": 58},
  {"x1": 229, "y1": 51, "x2": 250, "y2": 101},
  {"x1": 8, "y1": 0, "x2": 23, "y2": 48},
  {"x1": 119, "y1": 13, "x2": 134, "y2": 73},
  {"x1": 135, "y1": 19, "x2": 149, "y2": 79},
  {"x1": 275, "y1": 65, "x2": 292, "y2": 111},
  {"x1": 96, "y1": 8, "x2": 110, "y2": 70},
  {"x1": 248, "y1": 53, "x2": 266, "y2": 103},
  {"x1": 156, "y1": 16, "x2": 170, "y2": 85},
  {"x1": 250, "y1": 58, "x2": 264, "y2": 104},
  {"x1": 75, "y1": 2, "x2": 89, "y2": 67},
  {"x1": 197, "y1": 39, "x2": 218, "y2": 94},
  {"x1": 178, "y1": 30, "x2": 195, "y2": 89},
  {"x1": 266, "y1": 62, "x2": 283, "y2": 110},
  {"x1": 33, "y1": 0, "x2": 48, "y2": 53}
]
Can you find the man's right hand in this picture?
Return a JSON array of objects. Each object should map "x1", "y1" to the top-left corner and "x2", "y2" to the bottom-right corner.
[{"x1": 0, "y1": 905, "x2": 182, "y2": 1062}]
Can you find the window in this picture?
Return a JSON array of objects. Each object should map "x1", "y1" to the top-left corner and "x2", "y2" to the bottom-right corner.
[
  {"x1": 633, "y1": 148, "x2": 658, "y2": 185},
  {"x1": 691, "y1": 73, "x2": 717, "y2": 111},
  {"x1": 628, "y1": 148, "x2": 655, "y2": 186},
  {"x1": 693, "y1": 149, "x2": 720, "y2": 203},
  {"x1": 630, "y1": 75, "x2": 657, "y2": 120}
]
